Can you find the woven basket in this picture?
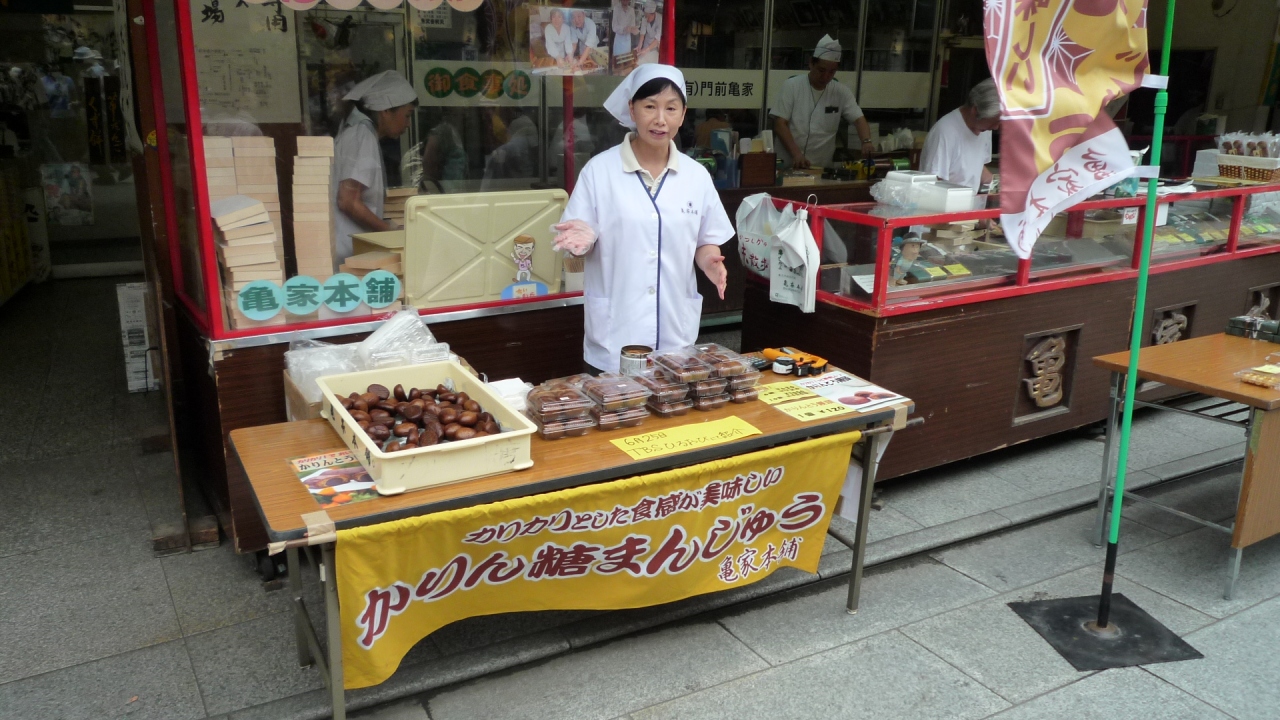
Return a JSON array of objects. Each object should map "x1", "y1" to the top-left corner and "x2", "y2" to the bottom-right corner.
[{"x1": 1220, "y1": 155, "x2": 1280, "y2": 182}]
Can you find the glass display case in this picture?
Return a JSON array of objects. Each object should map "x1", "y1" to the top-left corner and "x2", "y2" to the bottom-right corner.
[{"x1": 777, "y1": 182, "x2": 1280, "y2": 316}]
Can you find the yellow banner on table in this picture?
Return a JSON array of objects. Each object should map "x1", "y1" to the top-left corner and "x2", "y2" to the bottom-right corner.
[{"x1": 335, "y1": 431, "x2": 861, "y2": 689}]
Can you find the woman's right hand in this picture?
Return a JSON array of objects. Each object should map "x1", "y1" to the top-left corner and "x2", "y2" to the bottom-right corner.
[{"x1": 552, "y1": 220, "x2": 598, "y2": 256}]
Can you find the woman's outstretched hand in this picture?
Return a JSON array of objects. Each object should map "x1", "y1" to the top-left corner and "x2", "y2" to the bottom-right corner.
[
  {"x1": 551, "y1": 220, "x2": 598, "y2": 256},
  {"x1": 696, "y1": 245, "x2": 728, "y2": 300}
]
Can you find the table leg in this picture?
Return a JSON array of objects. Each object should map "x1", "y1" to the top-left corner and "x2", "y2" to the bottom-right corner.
[
  {"x1": 1225, "y1": 546, "x2": 1243, "y2": 600},
  {"x1": 846, "y1": 429, "x2": 883, "y2": 614},
  {"x1": 322, "y1": 543, "x2": 346, "y2": 720},
  {"x1": 287, "y1": 547, "x2": 313, "y2": 668},
  {"x1": 1094, "y1": 372, "x2": 1123, "y2": 546}
]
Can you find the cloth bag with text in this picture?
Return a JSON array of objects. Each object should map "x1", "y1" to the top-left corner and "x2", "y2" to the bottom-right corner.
[
  {"x1": 735, "y1": 192, "x2": 781, "y2": 278},
  {"x1": 768, "y1": 202, "x2": 819, "y2": 313}
]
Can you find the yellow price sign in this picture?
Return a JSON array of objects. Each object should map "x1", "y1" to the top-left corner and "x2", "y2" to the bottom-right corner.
[
  {"x1": 610, "y1": 416, "x2": 763, "y2": 460},
  {"x1": 1253, "y1": 364, "x2": 1280, "y2": 374},
  {"x1": 943, "y1": 263, "x2": 971, "y2": 276},
  {"x1": 924, "y1": 266, "x2": 947, "y2": 278},
  {"x1": 773, "y1": 396, "x2": 857, "y2": 422},
  {"x1": 756, "y1": 381, "x2": 819, "y2": 406}
]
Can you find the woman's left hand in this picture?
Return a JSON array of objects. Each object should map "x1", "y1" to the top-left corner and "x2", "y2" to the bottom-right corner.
[{"x1": 696, "y1": 246, "x2": 728, "y2": 300}]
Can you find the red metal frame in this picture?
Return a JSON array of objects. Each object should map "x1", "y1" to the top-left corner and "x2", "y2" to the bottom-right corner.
[
  {"x1": 154, "y1": 0, "x2": 596, "y2": 341},
  {"x1": 758, "y1": 184, "x2": 1280, "y2": 318}
]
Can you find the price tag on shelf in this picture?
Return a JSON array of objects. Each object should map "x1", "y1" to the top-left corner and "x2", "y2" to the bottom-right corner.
[
  {"x1": 924, "y1": 266, "x2": 947, "y2": 278},
  {"x1": 850, "y1": 274, "x2": 877, "y2": 294},
  {"x1": 610, "y1": 416, "x2": 762, "y2": 460},
  {"x1": 1122, "y1": 207, "x2": 1139, "y2": 225},
  {"x1": 756, "y1": 381, "x2": 819, "y2": 405},
  {"x1": 772, "y1": 396, "x2": 857, "y2": 422},
  {"x1": 943, "y1": 263, "x2": 971, "y2": 276}
]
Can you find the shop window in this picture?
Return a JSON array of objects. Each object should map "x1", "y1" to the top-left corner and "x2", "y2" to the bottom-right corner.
[
  {"x1": 672, "y1": 0, "x2": 768, "y2": 150},
  {"x1": 1240, "y1": 191, "x2": 1280, "y2": 248},
  {"x1": 859, "y1": 0, "x2": 937, "y2": 144},
  {"x1": 1145, "y1": 198, "x2": 1233, "y2": 263},
  {"x1": 1028, "y1": 210, "x2": 1130, "y2": 280}
]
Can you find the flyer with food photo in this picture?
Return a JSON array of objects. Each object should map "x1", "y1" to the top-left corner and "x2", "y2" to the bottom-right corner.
[
  {"x1": 792, "y1": 371, "x2": 903, "y2": 413},
  {"x1": 288, "y1": 450, "x2": 379, "y2": 509}
]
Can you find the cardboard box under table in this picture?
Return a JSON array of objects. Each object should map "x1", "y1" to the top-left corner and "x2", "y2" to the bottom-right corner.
[{"x1": 230, "y1": 368, "x2": 912, "y2": 720}]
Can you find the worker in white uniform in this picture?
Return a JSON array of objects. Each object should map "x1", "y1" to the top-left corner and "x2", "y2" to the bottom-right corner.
[
  {"x1": 569, "y1": 9, "x2": 599, "y2": 63},
  {"x1": 636, "y1": 2, "x2": 662, "y2": 66},
  {"x1": 332, "y1": 70, "x2": 416, "y2": 270},
  {"x1": 919, "y1": 78, "x2": 1000, "y2": 190},
  {"x1": 543, "y1": 9, "x2": 572, "y2": 63},
  {"x1": 553, "y1": 64, "x2": 735, "y2": 374},
  {"x1": 771, "y1": 35, "x2": 875, "y2": 170},
  {"x1": 612, "y1": 0, "x2": 639, "y2": 58}
]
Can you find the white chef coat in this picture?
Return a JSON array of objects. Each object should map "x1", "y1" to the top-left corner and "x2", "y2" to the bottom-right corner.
[
  {"x1": 544, "y1": 21, "x2": 572, "y2": 60},
  {"x1": 919, "y1": 107, "x2": 992, "y2": 190},
  {"x1": 332, "y1": 108, "x2": 385, "y2": 271},
  {"x1": 612, "y1": 0, "x2": 637, "y2": 55},
  {"x1": 561, "y1": 138, "x2": 735, "y2": 372},
  {"x1": 771, "y1": 73, "x2": 864, "y2": 169},
  {"x1": 637, "y1": 14, "x2": 661, "y2": 64}
]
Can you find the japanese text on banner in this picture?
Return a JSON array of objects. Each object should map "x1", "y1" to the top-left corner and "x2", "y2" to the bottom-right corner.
[{"x1": 335, "y1": 431, "x2": 860, "y2": 689}]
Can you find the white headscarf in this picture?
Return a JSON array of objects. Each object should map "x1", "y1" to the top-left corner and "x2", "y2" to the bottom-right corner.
[
  {"x1": 343, "y1": 70, "x2": 416, "y2": 111},
  {"x1": 813, "y1": 34, "x2": 842, "y2": 62},
  {"x1": 603, "y1": 64, "x2": 685, "y2": 129}
]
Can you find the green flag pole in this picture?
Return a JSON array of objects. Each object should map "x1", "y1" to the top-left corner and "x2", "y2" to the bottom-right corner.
[{"x1": 1096, "y1": 0, "x2": 1177, "y2": 630}]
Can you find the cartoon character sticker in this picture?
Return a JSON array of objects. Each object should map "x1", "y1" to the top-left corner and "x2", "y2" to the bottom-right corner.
[{"x1": 512, "y1": 234, "x2": 536, "y2": 282}]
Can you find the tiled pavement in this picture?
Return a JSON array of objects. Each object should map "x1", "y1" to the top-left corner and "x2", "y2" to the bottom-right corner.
[{"x1": 0, "y1": 279, "x2": 1265, "y2": 720}]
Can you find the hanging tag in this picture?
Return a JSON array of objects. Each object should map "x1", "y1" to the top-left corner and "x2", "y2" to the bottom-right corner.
[
  {"x1": 1132, "y1": 166, "x2": 1161, "y2": 179},
  {"x1": 1141, "y1": 75, "x2": 1169, "y2": 89}
]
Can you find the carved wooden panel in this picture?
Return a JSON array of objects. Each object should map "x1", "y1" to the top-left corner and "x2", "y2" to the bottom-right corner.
[
  {"x1": 1014, "y1": 326, "x2": 1082, "y2": 423},
  {"x1": 1151, "y1": 302, "x2": 1196, "y2": 345},
  {"x1": 1246, "y1": 283, "x2": 1280, "y2": 320}
]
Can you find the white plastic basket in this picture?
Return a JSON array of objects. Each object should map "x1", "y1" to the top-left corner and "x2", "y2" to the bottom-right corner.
[{"x1": 316, "y1": 360, "x2": 536, "y2": 495}]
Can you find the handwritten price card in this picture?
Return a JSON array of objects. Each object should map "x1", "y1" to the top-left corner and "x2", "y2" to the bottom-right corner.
[
  {"x1": 611, "y1": 417, "x2": 763, "y2": 460},
  {"x1": 773, "y1": 396, "x2": 857, "y2": 423},
  {"x1": 755, "y1": 381, "x2": 819, "y2": 406}
]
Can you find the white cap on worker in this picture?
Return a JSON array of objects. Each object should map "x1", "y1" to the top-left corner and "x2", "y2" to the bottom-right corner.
[
  {"x1": 604, "y1": 63, "x2": 685, "y2": 129},
  {"x1": 643, "y1": 1, "x2": 657, "y2": 12},
  {"x1": 813, "y1": 34, "x2": 842, "y2": 62},
  {"x1": 343, "y1": 70, "x2": 416, "y2": 111}
]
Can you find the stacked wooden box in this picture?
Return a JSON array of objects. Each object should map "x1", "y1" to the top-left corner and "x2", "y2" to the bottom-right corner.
[
  {"x1": 382, "y1": 186, "x2": 416, "y2": 224},
  {"x1": 924, "y1": 222, "x2": 986, "y2": 253},
  {"x1": 202, "y1": 137, "x2": 237, "y2": 203},
  {"x1": 340, "y1": 250, "x2": 404, "y2": 307},
  {"x1": 232, "y1": 136, "x2": 283, "y2": 257},
  {"x1": 293, "y1": 136, "x2": 336, "y2": 279},
  {"x1": 211, "y1": 195, "x2": 284, "y2": 328}
]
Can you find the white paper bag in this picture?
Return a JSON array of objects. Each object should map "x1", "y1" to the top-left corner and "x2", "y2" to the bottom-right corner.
[
  {"x1": 735, "y1": 192, "x2": 781, "y2": 278},
  {"x1": 769, "y1": 204, "x2": 820, "y2": 313}
]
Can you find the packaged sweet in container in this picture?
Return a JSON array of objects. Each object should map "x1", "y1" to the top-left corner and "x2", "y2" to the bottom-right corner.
[
  {"x1": 632, "y1": 368, "x2": 690, "y2": 403},
  {"x1": 647, "y1": 397, "x2": 695, "y2": 417},
  {"x1": 582, "y1": 375, "x2": 652, "y2": 411},
  {"x1": 692, "y1": 342, "x2": 753, "y2": 377},
  {"x1": 543, "y1": 373, "x2": 595, "y2": 390},
  {"x1": 692, "y1": 393, "x2": 731, "y2": 411},
  {"x1": 728, "y1": 369, "x2": 762, "y2": 390},
  {"x1": 652, "y1": 348, "x2": 713, "y2": 382},
  {"x1": 591, "y1": 405, "x2": 650, "y2": 431},
  {"x1": 533, "y1": 414, "x2": 597, "y2": 440},
  {"x1": 1235, "y1": 356, "x2": 1280, "y2": 389},
  {"x1": 689, "y1": 377, "x2": 730, "y2": 397},
  {"x1": 729, "y1": 386, "x2": 760, "y2": 403},
  {"x1": 525, "y1": 385, "x2": 595, "y2": 422}
]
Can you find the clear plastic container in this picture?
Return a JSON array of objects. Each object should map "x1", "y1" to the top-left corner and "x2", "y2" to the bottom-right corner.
[
  {"x1": 690, "y1": 377, "x2": 730, "y2": 397},
  {"x1": 632, "y1": 368, "x2": 690, "y2": 403},
  {"x1": 592, "y1": 405, "x2": 650, "y2": 430},
  {"x1": 728, "y1": 369, "x2": 762, "y2": 390},
  {"x1": 582, "y1": 375, "x2": 652, "y2": 411},
  {"x1": 693, "y1": 343, "x2": 753, "y2": 377},
  {"x1": 1235, "y1": 358, "x2": 1280, "y2": 389},
  {"x1": 692, "y1": 393, "x2": 731, "y2": 411},
  {"x1": 729, "y1": 386, "x2": 760, "y2": 403},
  {"x1": 543, "y1": 373, "x2": 594, "y2": 390},
  {"x1": 647, "y1": 397, "x2": 695, "y2": 417},
  {"x1": 525, "y1": 385, "x2": 595, "y2": 422},
  {"x1": 533, "y1": 414, "x2": 597, "y2": 440},
  {"x1": 652, "y1": 349, "x2": 713, "y2": 383}
]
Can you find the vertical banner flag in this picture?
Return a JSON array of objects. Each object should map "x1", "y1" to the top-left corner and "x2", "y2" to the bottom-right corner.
[{"x1": 985, "y1": 0, "x2": 1150, "y2": 258}]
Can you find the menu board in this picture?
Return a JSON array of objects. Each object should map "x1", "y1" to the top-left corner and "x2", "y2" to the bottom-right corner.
[{"x1": 190, "y1": 0, "x2": 302, "y2": 124}]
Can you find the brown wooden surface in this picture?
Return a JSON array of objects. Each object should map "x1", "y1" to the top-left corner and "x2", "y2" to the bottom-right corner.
[
  {"x1": 1093, "y1": 334, "x2": 1280, "y2": 411},
  {"x1": 1236, "y1": 408, "x2": 1280, "y2": 547},
  {"x1": 231, "y1": 381, "x2": 910, "y2": 541}
]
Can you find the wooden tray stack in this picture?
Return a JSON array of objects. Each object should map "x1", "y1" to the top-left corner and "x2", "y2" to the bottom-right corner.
[
  {"x1": 231, "y1": 137, "x2": 283, "y2": 259},
  {"x1": 202, "y1": 137, "x2": 237, "y2": 203},
  {"x1": 211, "y1": 195, "x2": 284, "y2": 329},
  {"x1": 339, "y1": 250, "x2": 404, "y2": 307},
  {"x1": 293, "y1": 136, "x2": 336, "y2": 280},
  {"x1": 382, "y1": 186, "x2": 416, "y2": 224}
]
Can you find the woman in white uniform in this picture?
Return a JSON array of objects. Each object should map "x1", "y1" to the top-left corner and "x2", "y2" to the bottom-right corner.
[
  {"x1": 332, "y1": 70, "x2": 416, "y2": 271},
  {"x1": 553, "y1": 64, "x2": 734, "y2": 374}
]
